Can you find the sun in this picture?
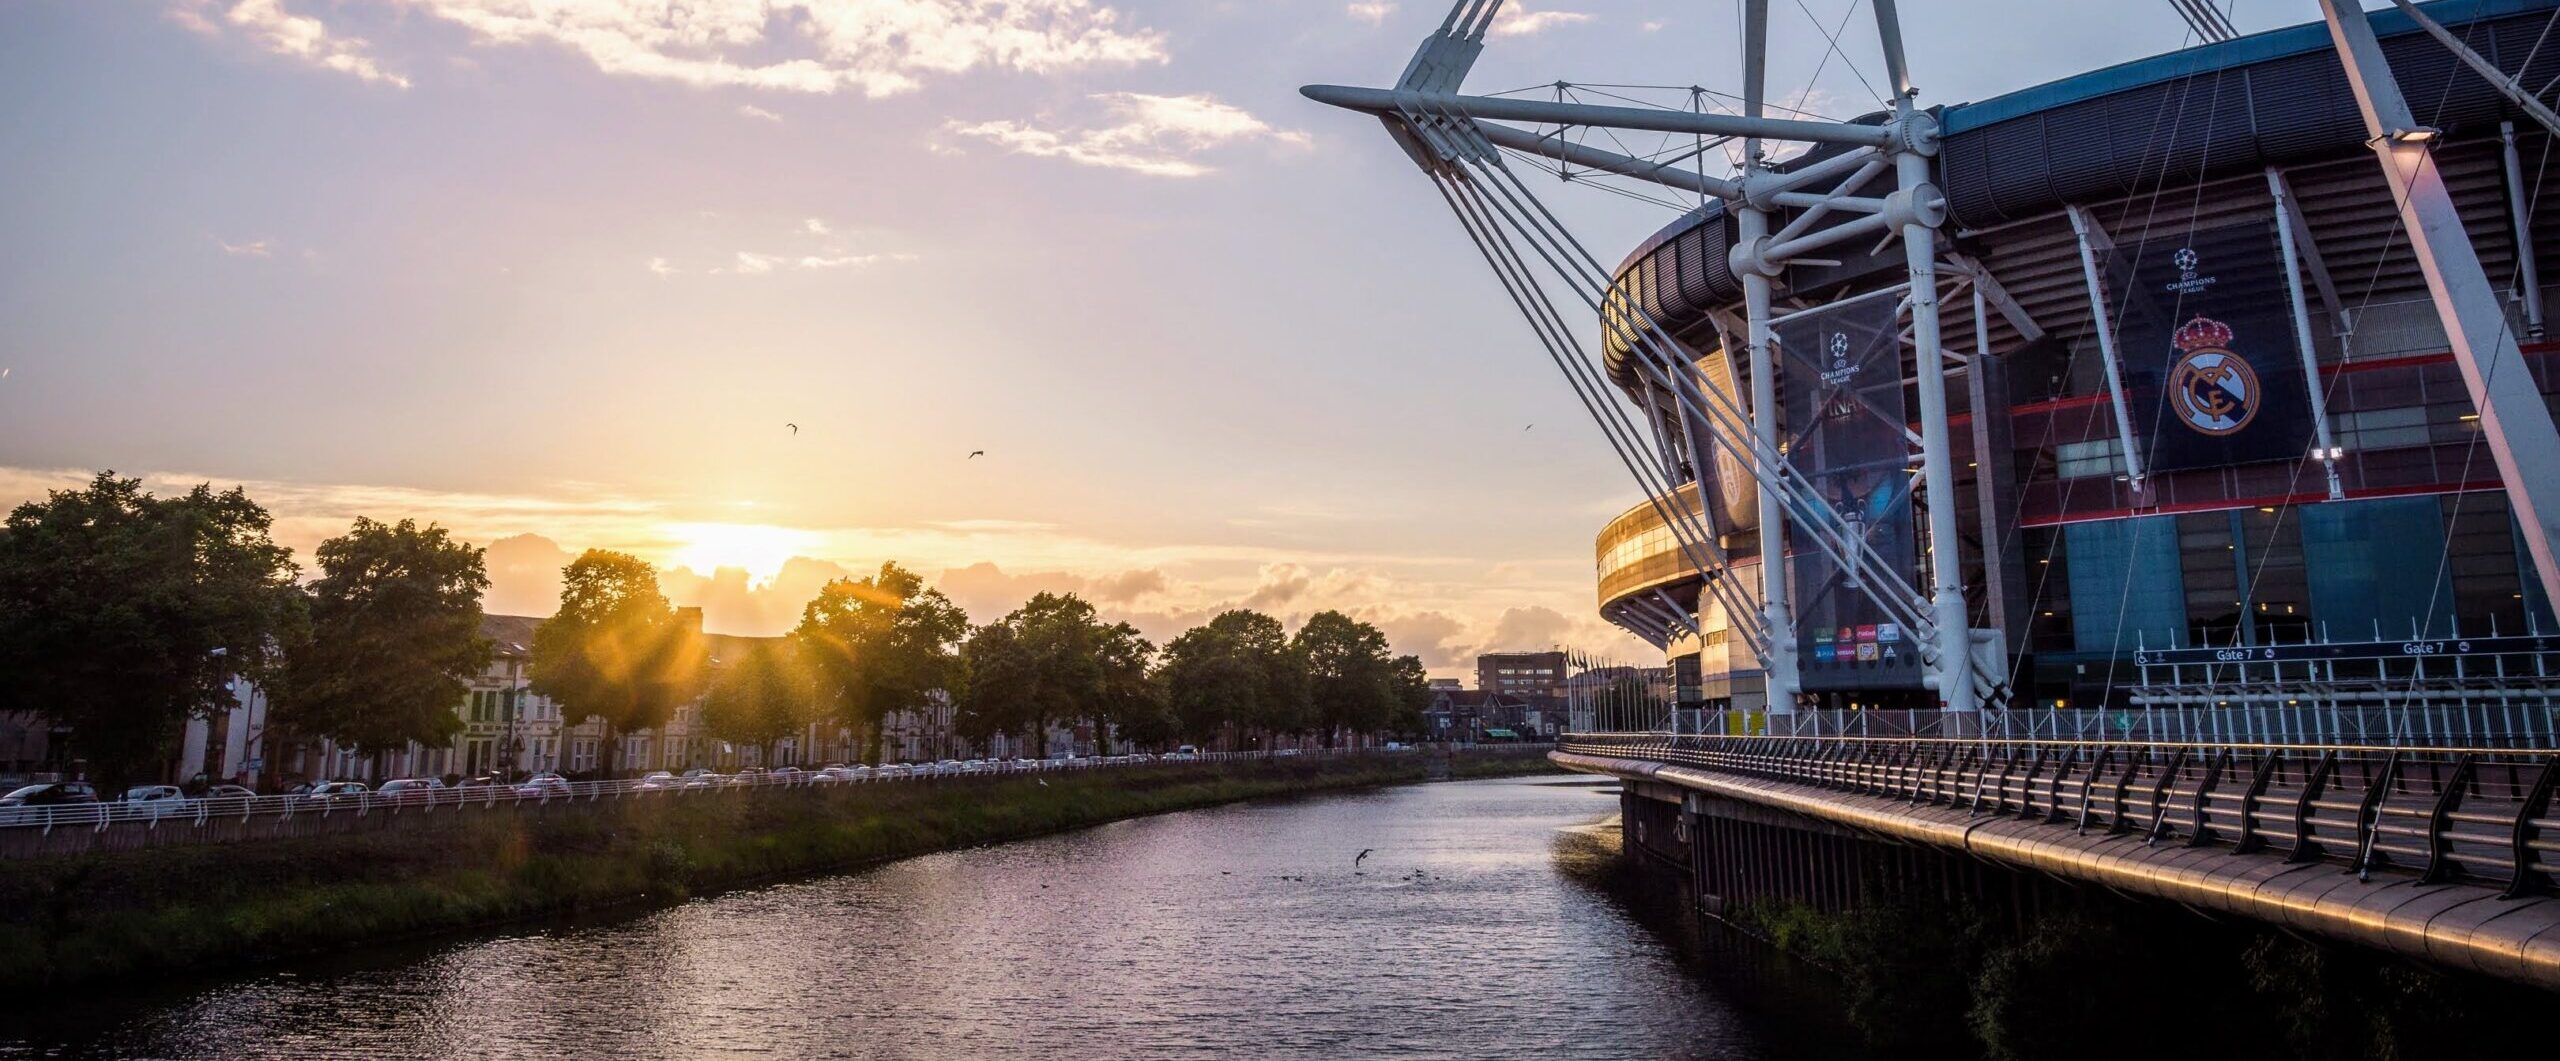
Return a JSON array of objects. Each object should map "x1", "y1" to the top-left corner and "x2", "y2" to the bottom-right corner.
[{"x1": 664, "y1": 522, "x2": 817, "y2": 585}]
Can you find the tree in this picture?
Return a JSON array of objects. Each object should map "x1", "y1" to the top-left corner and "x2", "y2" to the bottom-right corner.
[
  {"x1": 1159, "y1": 610, "x2": 1307, "y2": 752},
  {"x1": 0, "y1": 473, "x2": 305, "y2": 788},
  {"x1": 701, "y1": 637, "x2": 812, "y2": 765},
  {"x1": 795, "y1": 562, "x2": 968, "y2": 764},
  {"x1": 1094, "y1": 621, "x2": 1165, "y2": 752},
  {"x1": 530, "y1": 550, "x2": 704, "y2": 777},
  {"x1": 956, "y1": 593, "x2": 1112, "y2": 758},
  {"x1": 1293, "y1": 610, "x2": 1397, "y2": 748},
  {"x1": 271, "y1": 518, "x2": 493, "y2": 773},
  {"x1": 1386, "y1": 654, "x2": 1432, "y2": 738}
]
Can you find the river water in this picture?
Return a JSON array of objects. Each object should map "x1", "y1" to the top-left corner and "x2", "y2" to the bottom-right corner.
[{"x1": 2, "y1": 777, "x2": 1855, "y2": 1060}]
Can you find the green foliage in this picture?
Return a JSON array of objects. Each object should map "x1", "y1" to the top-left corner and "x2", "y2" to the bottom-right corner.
[
  {"x1": 271, "y1": 518, "x2": 493, "y2": 759},
  {"x1": 530, "y1": 550, "x2": 705, "y2": 776},
  {"x1": 1161, "y1": 609, "x2": 1308, "y2": 747},
  {"x1": 0, "y1": 473, "x2": 306, "y2": 787},
  {"x1": 700, "y1": 637, "x2": 814, "y2": 753},
  {"x1": 1387, "y1": 654, "x2": 1431, "y2": 737},
  {"x1": 1292, "y1": 610, "x2": 1398, "y2": 746},
  {"x1": 956, "y1": 592, "x2": 1138, "y2": 756},
  {"x1": 794, "y1": 561, "x2": 969, "y2": 763}
]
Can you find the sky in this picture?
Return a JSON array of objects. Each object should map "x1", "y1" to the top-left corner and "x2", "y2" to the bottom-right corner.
[{"x1": 0, "y1": 0, "x2": 2320, "y2": 677}]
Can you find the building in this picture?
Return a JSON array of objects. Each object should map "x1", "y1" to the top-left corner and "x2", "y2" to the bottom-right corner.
[
  {"x1": 1420, "y1": 688, "x2": 1545, "y2": 742},
  {"x1": 1475, "y1": 651, "x2": 1568, "y2": 701},
  {"x1": 1582, "y1": 0, "x2": 2560, "y2": 736}
]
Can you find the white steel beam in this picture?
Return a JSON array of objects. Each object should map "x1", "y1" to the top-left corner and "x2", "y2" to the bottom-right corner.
[
  {"x1": 2067, "y1": 204, "x2": 2151, "y2": 487},
  {"x1": 1469, "y1": 120, "x2": 1742, "y2": 199},
  {"x1": 2387, "y1": 0, "x2": 2560, "y2": 141},
  {"x1": 2501, "y1": 122, "x2": 2546, "y2": 337},
  {"x1": 1876, "y1": 0, "x2": 1978, "y2": 711},
  {"x1": 2320, "y1": 0, "x2": 2560, "y2": 614},
  {"x1": 1740, "y1": 0, "x2": 1800, "y2": 715},
  {"x1": 1298, "y1": 84, "x2": 1902, "y2": 149},
  {"x1": 2268, "y1": 168, "x2": 2348, "y2": 500},
  {"x1": 2268, "y1": 169, "x2": 2353, "y2": 335}
]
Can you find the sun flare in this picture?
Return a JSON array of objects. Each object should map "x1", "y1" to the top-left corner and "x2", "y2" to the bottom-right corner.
[{"x1": 664, "y1": 522, "x2": 817, "y2": 585}]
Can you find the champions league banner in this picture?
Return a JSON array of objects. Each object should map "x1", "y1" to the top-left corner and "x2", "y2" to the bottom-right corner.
[
  {"x1": 2109, "y1": 221, "x2": 2313, "y2": 472},
  {"x1": 1776, "y1": 291, "x2": 1926, "y2": 691}
]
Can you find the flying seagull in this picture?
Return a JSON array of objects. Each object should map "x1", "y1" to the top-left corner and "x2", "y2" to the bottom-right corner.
[
  {"x1": 1523, "y1": 424, "x2": 1533, "y2": 431},
  {"x1": 1354, "y1": 848, "x2": 1374, "y2": 868},
  {"x1": 968, "y1": 450, "x2": 985, "y2": 459},
  {"x1": 786, "y1": 423, "x2": 798, "y2": 435}
]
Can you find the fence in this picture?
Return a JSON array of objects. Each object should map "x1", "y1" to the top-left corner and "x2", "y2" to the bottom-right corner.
[
  {"x1": 0, "y1": 747, "x2": 1433, "y2": 837},
  {"x1": 1559, "y1": 732, "x2": 2560, "y2": 898}
]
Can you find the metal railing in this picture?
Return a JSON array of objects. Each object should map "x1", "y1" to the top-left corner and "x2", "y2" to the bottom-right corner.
[
  {"x1": 1559, "y1": 732, "x2": 2560, "y2": 898},
  {"x1": 1695, "y1": 705, "x2": 2560, "y2": 747},
  {"x1": 0, "y1": 746, "x2": 1461, "y2": 836}
]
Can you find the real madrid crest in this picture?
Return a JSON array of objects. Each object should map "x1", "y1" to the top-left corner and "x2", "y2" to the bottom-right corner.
[{"x1": 2167, "y1": 314, "x2": 2258, "y2": 436}]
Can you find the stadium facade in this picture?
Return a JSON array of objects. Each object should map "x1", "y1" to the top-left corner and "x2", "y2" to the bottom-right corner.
[{"x1": 1570, "y1": 0, "x2": 2560, "y2": 735}]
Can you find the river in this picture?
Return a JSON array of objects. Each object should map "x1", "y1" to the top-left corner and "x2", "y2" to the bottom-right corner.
[{"x1": 1, "y1": 776, "x2": 1856, "y2": 1059}]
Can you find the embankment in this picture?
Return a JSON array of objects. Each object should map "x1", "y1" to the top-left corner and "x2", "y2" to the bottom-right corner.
[{"x1": 0, "y1": 751, "x2": 1556, "y2": 990}]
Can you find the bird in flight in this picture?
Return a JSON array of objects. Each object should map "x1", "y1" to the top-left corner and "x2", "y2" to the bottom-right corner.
[
  {"x1": 786, "y1": 423, "x2": 798, "y2": 435},
  {"x1": 1353, "y1": 848, "x2": 1374, "y2": 867},
  {"x1": 968, "y1": 450, "x2": 985, "y2": 459},
  {"x1": 1523, "y1": 424, "x2": 1533, "y2": 431}
]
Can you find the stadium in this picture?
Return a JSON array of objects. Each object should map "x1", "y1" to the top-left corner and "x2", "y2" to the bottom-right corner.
[{"x1": 1314, "y1": 0, "x2": 2560, "y2": 741}]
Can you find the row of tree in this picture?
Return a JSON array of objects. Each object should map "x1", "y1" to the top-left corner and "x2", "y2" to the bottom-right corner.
[{"x1": 0, "y1": 474, "x2": 1435, "y2": 787}]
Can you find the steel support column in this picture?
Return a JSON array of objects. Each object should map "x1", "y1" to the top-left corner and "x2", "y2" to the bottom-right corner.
[
  {"x1": 1876, "y1": 0, "x2": 1975, "y2": 714},
  {"x1": 2321, "y1": 0, "x2": 2560, "y2": 611},
  {"x1": 2268, "y1": 167, "x2": 2347, "y2": 500},
  {"x1": 1740, "y1": 0, "x2": 1799, "y2": 716}
]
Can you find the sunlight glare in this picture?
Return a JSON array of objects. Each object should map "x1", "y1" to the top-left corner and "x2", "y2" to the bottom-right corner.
[{"x1": 664, "y1": 521, "x2": 817, "y2": 585}]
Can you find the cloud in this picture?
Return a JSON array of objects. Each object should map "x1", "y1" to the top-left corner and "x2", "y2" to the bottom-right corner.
[
  {"x1": 934, "y1": 561, "x2": 1170, "y2": 624},
  {"x1": 943, "y1": 92, "x2": 1308, "y2": 178},
  {"x1": 214, "y1": 236, "x2": 275, "y2": 257},
  {"x1": 714, "y1": 250, "x2": 912, "y2": 274},
  {"x1": 1346, "y1": 2, "x2": 1397, "y2": 26},
  {"x1": 802, "y1": 217, "x2": 832, "y2": 236},
  {"x1": 182, "y1": 0, "x2": 410, "y2": 87},
  {"x1": 1489, "y1": 5, "x2": 1592, "y2": 37},
  {"x1": 646, "y1": 256, "x2": 677, "y2": 277},
  {"x1": 386, "y1": 0, "x2": 1164, "y2": 99},
  {"x1": 737, "y1": 103, "x2": 784, "y2": 122}
]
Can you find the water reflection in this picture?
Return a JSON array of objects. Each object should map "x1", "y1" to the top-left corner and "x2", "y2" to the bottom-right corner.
[{"x1": 3, "y1": 778, "x2": 1845, "y2": 1060}]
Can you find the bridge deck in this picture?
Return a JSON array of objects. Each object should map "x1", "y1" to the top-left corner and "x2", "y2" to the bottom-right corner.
[{"x1": 1556, "y1": 734, "x2": 2560, "y2": 990}]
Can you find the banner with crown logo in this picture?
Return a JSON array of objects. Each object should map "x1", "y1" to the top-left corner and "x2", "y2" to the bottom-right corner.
[{"x1": 2107, "y1": 220, "x2": 2313, "y2": 472}]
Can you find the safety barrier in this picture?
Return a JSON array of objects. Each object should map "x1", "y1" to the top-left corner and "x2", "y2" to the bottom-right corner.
[{"x1": 1560, "y1": 733, "x2": 2560, "y2": 897}]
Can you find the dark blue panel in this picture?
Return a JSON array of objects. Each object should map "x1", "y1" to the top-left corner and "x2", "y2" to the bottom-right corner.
[
  {"x1": 2301, "y1": 497, "x2": 2458, "y2": 639},
  {"x1": 2067, "y1": 516, "x2": 2189, "y2": 654}
]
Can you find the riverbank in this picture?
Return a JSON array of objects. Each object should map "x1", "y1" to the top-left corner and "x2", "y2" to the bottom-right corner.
[{"x1": 0, "y1": 752, "x2": 1557, "y2": 991}]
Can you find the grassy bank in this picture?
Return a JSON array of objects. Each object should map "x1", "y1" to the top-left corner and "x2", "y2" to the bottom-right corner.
[
  {"x1": 0, "y1": 754, "x2": 1542, "y2": 991},
  {"x1": 1729, "y1": 895, "x2": 2549, "y2": 1060}
]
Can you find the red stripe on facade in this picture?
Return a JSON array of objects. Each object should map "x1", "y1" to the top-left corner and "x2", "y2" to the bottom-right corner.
[{"x1": 2016, "y1": 479, "x2": 2508, "y2": 529}]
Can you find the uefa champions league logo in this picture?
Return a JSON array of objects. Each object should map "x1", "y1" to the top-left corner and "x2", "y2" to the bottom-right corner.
[
  {"x1": 2165, "y1": 245, "x2": 2216, "y2": 295},
  {"x1": 1818, "y1": 331, "x2": 1858, "y2": 386}
]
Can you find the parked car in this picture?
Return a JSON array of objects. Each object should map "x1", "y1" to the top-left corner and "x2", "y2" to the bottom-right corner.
[
  {"x1": 302, "y1": 781, "x2": 369, "y2": 806},
  {"x1": 376, "y1": 778, "x2": 446, "y2": 804},
  {"x1": 0, "y1": 781, "x2": 100, "y2": 824},
  {"x1": 636, "y1": 771, "x2": 680, "y2": 791},
  {"x1": 202, "y1": 784, "x2": 257, "y2": 804},
  {"x1": 768, "y1": 767, "x2": 806, "y2": 784},
  {"x1": 816, "y1": 766, "x2": 869, "y2": 783},
  {"x1": 683, "y1": 771, "x2": 728, "y2": 789},
  {"x1": 514, "y1": 772, "x2": 572, "y2": 799},
  {"x1": 118, "y1": 785, "x2": 196, "y2": 819}
]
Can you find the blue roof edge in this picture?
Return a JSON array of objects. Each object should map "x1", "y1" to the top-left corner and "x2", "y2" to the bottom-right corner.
[{"x1": 1941, "y1": 0, "x2": 2557, "y2": 136}]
